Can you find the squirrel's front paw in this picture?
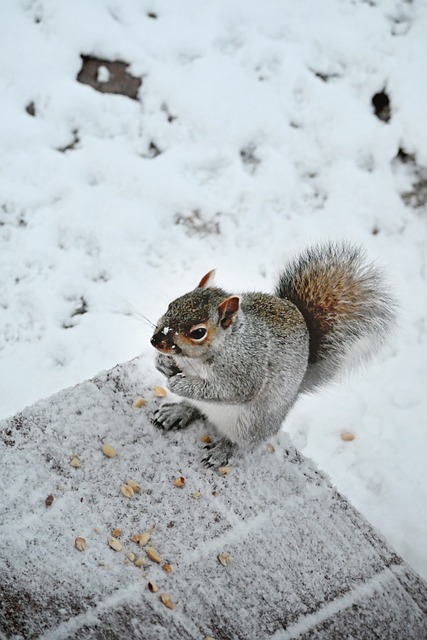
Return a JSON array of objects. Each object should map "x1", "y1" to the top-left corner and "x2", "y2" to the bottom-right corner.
[
  {"x1": 166, "y1": 373, "x2": 192, "y2": 397},
  {"x1": 153, "y1": 402, "x2": 202, "y2": 431},
  {"x1": 155, "y1": 354, "x2": 181, "y2": 378},
  {"x1": 201, "y1": 437, "x2": 236, "y2": 468}
]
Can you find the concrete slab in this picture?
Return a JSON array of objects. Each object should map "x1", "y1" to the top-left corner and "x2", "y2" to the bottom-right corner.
[{"x1": 0, "y1": 360, "x2": 426, "y2": 639}]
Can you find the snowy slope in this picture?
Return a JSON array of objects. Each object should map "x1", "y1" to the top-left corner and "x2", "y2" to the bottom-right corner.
[{"x1": 0, "y1": 0, "x2": 426, "y2": 582}]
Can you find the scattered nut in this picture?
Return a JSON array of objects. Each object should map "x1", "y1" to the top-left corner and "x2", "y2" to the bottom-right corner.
[
  {"x1": 218, "y1": 466, "x2": 230, "y2": 476},
  {"x1": 148, "y1": 581, "x2": 158, "y2": 593},
  {"x1": 133, "y1": 397, "x2": 146, "y2": 408},
  {"x1": 212, "y1": 490, "x2": 219, "y2": 497},
  {"x1": 127, "y1": 479, "x2": 141, "y2": 492},
  {"x1": 138, "y1": 532, "x2": 151, "y2": 547},
  {"x1": 121, "y1": 484, "x2": 135, "y2": 498},
  {"x1": 159, "y1": 593, "x2": 173, "y2": 609},
  {"x1": 191, "y1": 491, "x2": 202, "y2": 500},
  {"x1": 130, "y1": 533, "x2": 142, "y2": 543},
  {"x1": 74, "y1": 537, "x2": 86, "y2": 551},
  {"x1": 70, "y1": 456, "x2": 81, "y2": 468},
  {"x1": 146, "y1": 546, "x2": 161, "y2": 563},
  {"x1": 111, "y1": 528, "x2": 120, "y2": 538},
  {"x1": 134, "y1": 556, "x2": 146, "y2": 567},
  {"x1": 340, "y1": 431, "x2": 356, "y2": 442},
  {"x1": 266, "y1": 443, "x2": 275, "y2": 454},
  {"x1": 101, "y1": 443, "x2": 116, "y2": 458},
  {"x1": 130, "y1": 532, "x2": 151, "y2": 545},
  {"x1": 199, "y1": 435, "x2": 212, "y2": 444},
  {"x1": 218, "y1": 552, "x2": 231, "y2": 566},
  {"x1": 153, "y1": 386, "x2": 167, "y2": 398},
  {"x1": 162, "y1": 563, "x2": 172, "y2": 573},
  {"x1": 126, "y1": 552, "x2": 136, "y2": 562},
  {"x1": 45, "y1": 494, "x2": 54, "y2": 507},
  {"x1": 173, "y1": 476, "x2": 185, "y2": 488},
  {"x1": 108, "y1": 537, "x2": 122, "y2": 551}
]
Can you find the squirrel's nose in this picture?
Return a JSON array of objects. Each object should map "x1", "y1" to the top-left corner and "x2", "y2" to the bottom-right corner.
[{"x1": 150, "y1": 332, "x2": 165, "y2": 349}]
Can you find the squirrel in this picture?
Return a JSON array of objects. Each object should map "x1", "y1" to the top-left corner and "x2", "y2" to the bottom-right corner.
[{"x1": 150, "y1": 242, "x2": 396, "y2": 467}]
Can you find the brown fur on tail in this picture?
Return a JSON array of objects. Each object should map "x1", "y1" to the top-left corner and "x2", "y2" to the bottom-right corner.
[{"x1": 275, "y1": 243, "x2": 395, "y2": 386}]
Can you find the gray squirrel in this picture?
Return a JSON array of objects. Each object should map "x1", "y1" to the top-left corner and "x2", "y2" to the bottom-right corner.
[{"x1": 151, "y1": 242, "x2": 396, "y2": 467}]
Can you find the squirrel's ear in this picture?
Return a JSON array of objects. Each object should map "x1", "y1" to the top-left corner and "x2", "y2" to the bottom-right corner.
[
  {"x1": 197, "y1": 269, "x2": 216, "y2": 289},
  {"x1": 218, "y1": 296, "x2": 240, "y2": 329}
]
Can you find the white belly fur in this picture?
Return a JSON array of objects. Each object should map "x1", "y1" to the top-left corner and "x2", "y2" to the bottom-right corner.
[{"x1": 189, "y1": 399, "x2": 246, "y2": 443}]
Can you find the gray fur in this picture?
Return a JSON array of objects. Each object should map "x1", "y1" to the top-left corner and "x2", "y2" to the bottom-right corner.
[
  {"x1": 275, "y1": 242, "x2": 397, "y2": 392},
  {"x1": 151, "y1": 242, "x2": 396, "y2": 467}
]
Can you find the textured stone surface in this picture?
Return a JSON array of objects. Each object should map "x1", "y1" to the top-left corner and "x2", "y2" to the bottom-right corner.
[{"x1": 0, "y1": 360, "x2": 426, "y2": 639}]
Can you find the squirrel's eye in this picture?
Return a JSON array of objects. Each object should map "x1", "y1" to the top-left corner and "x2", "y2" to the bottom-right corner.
[{"x1": 188, "y1": 326, "x2": 207, "y2": 341}]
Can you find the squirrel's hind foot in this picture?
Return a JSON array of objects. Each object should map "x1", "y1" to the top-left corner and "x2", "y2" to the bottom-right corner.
[
  {"x1": 201, "y1": 437, "x2": 236, "y2": 468},
  {"x1": 153, "y1": 401, "x2": 202, "y2": 431}
]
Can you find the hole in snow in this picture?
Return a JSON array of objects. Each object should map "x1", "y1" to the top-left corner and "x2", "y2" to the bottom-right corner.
[
  {"x1": 371, "y1": 90, "x2": 391, "y2": 123},
  {"x1": 25, "y1": 102, "x2": 36, "y2": 117},
  {"x1": 392, "y1": 147, "x2": 427, "y2": 211},
  {"x1": 240, "y1": 144, "x2": 261, "y2": 175},
  {"x1": 77, "y1": 56, "x2": 142, "y2": 101},
  {"x1": 174, "y1": 210, "x2": 220, "y2": 237}
]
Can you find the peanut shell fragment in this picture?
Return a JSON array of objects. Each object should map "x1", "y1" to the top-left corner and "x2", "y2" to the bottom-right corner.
[
  {"x1": 127, "y1": 479, "x2": 141, "y2": 492},
  {"x1": 133, "y1": 397, "x2": 146, "y2": 408},
  {"x1": 218, "y1": 466, "x2": 230, "y2": 476},
  {"x1": 159, "y1": 593, "x2": 173, "y2": 609},
  {"x1": 111, "y1": 528, "x2": 120, "y2": 538},
  {"x1": 199, "y1": 435, "x2": 212, "y2": 444},
  {"x1": 126, "y1": 552, "x2": 136, "y2": 562},
  {"x1": 134, "y1": 556, "x2": 146, "y2": 567},
  {"x1": 45, "y1": 495, "x2": 54, "y2": 507},
  {"x1": 130, "y1": 533, "x2": 141, "y2": 543},
  {"x1": 162, "y1": 563, "x2": 172, "y2": 573},
  {"x1": 146, "y1": 546, "x2": 161, "y2": 563},
  {"x1": 102, "y1": 443, "x2": 116, "y2": 458},
  {"x1": 138, "y1": 532, "x2": 151, "y2": 547},
  {"x1": 121, "y1": 484, "x2": 135, "y2": 498},
  {"x1": 153, "y1": 386, "x2": 167, "y2": 398},
  {"x1": 340, "y1": 431, "x2": 356, "y2": 442},
  {"x1": 108, "y1": 537, "x2": 122, "y2": 551},
  {"x1": 148, "y1": 581, "x2": 158, "y2": 593},
  {"x1": 218, "y1": 551, "x2": 231, "y2": 566},
  {"x1": 173, "y1": 476, "x2": 185, "y2": 488},
  {"x1": 74, "y1": 537, "x2": 86, "y2": 552},
  {"x1": 70, "y1": 456, "x2": 81, "y2": 468}
]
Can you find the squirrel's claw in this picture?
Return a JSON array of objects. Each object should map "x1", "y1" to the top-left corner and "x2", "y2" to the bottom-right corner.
[
  {"x1": 152, "y1": 402, "x2": 202, "y2": 432},
  {"x1": 201, "y1": 437, "x2": 236, "y2": 468}
]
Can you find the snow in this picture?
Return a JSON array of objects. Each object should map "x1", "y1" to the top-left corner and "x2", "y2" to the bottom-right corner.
[{"x1": 0, "y1": 0, "x2": 426, "y2": 594}]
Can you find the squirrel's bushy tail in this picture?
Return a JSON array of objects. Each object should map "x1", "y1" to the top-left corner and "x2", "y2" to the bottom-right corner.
[{"x1": 275, "y1": 242, "x2": 396, "y2": 392}]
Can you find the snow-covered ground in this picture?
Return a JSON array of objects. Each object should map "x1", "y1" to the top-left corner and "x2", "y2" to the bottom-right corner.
[{"x1": 1, "y1": 0, "x2": 426, "y2": 582}]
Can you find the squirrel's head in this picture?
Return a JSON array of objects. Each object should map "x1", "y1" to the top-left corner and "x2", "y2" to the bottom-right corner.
[{"x1": 151, "y1": 270, "x2": 240, "y2": 359}]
